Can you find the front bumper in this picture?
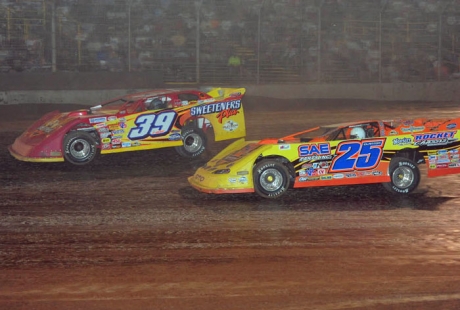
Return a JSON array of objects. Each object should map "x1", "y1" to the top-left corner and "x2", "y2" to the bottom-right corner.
[
  {"x1": 188, "y1": 170, "x2": 254, "y2": 194},
  {"x1": 8, "y1": 144, "x2": 64, "y2": 163}
]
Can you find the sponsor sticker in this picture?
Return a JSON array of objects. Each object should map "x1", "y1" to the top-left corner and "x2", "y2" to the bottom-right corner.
[
  {"x1": 98, "y1": 127, "x2": 109, "y2": 133},
  {"x1": 279, "y1": 144, "x2": 291, "y2": 151},
  {"x1": 298, "y1": 143, "x2": 330, "y2": 157},
  {"x1": 223, "y1": 120, "x2": 239, "y2": 132},
  {"x1": 299, "y1": 176, "x2": 320, "y2": 182},
  {"x1": 112, "y1": 129, "x2": 124, "y2": 135},
  {"x1": 89, "y1": 117, "x2": 107, "y2": 124},
  {"x1": 169, "y1": 133, "x2": 181, "y2": 141},
  {"x1": 300, "y1": 155, "x2": 333, "y2": 161},
  {"x1": 413, "y1": 131, "x2": 457, "y2": 146},
  {"x1": 306, "y1": 168, "x2": 317, "y2": 176},
  {"x1": 401, "y1": 126, "x2": 425, "y2": 133},
  {"x1": 238, "y1": 176, "x2": 248, "y2": 184},
  {"x1": 317, "y1": 169, "x2": 326, "y2": 175},
  {"x1": 392, "y1": 137, "x2": 412, "y2": 146},
  {"x1": 191, "y1": 100, "x2": 241, "y2": 116}
]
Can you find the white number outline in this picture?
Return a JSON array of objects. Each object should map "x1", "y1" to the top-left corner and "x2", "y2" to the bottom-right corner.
[{"x1": 128, "y1": 111, "x2": 177, "y2": 140}]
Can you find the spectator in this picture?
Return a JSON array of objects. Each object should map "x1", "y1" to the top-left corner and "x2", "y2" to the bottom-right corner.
[
  {"x1": 129, "y1": 49, "x2": 142, "y2": 72},
  {"x1": 96, "y1": 46, "x2": 109, "y2": 70},
  {"x1": 227, "y1": 52, "x2": 241, "y2": 78}
]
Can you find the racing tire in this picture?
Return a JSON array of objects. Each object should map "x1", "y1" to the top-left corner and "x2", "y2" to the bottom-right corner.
[
  {"x1": 253, "y1": 159, "x2": 291, "y2": 199},
  {"x1": 175, "y1": 126, "x2": 207, "y2": 158},
  {"x1": 382, "y1": 157, "x2": 420, "y2": 194},
  {"x1": 63, "y1": 131, "x2": 98, "y2": 165}
]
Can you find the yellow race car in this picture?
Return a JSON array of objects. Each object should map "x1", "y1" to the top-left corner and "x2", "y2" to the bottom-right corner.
[
  {"x1": 189, "y1": 118, "x2": 460, "y2": 198},
  {"x1": 9, "y1": 87, "x2": 246, "y2": 165}
]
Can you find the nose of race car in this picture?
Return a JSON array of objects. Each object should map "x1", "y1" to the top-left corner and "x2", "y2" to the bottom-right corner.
[{"x1": 188, "y1": 167, "x2": 254, "y2": 194}]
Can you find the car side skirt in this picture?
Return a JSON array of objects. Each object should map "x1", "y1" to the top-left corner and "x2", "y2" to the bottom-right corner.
[
  {"x1": 100, "y1": 141, "x2": 183, "y2": 154},
  {"x1": 293, "y1": 175, "x2": 391, "y2": 188},
  {"x1": 427, "y1": 166, "x2": 460, "y2": 177}
]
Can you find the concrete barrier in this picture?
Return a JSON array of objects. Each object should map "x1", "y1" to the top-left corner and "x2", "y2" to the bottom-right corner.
[
  {"x1": 0, "y1": 71, "x2": 459, "y2": 105},
  {"x1": 245, "y1": 81, "x2": 460, "y2": 102}
]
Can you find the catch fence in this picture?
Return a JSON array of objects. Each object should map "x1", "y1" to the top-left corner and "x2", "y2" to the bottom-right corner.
[{"x1": 1, "y1": 0, "x2": 460, "y2": 84}]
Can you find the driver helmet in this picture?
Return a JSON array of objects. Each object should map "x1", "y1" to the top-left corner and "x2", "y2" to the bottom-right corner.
[{"x1": 350, "y1": 127, "x2": 366, "y2": 139}]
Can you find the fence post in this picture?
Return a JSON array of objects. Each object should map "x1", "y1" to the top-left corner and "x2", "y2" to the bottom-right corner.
[
  {"x1": 7, "y1": 7, "x2": 10, "y2": 41},
  {"x1": 256, "y1": 1, "x2": 265, "y2": 85},
  {"x1": 317, "y1": 3, "x2": 323, "y2": 83},
  {"x1": 195, "y1": 1, "x2": 202, "y2": 84},
  {"x1": 51, "y1": 0, "x2": 57, "y2": 72},
  {"x1": 379, "y1": 1, "x2": 388, "y2": 83},
  {"x1": 128, "y1": 0, "x2": 132, "y2": 72}
]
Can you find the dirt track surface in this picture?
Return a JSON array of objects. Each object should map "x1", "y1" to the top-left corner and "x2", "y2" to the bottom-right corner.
[{"x1": 1, "y1": 97, "x2": 460, "y2": 310}]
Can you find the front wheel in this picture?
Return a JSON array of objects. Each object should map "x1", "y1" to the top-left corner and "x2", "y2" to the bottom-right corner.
[
  {"x1": 382, "y1": 157, "x2": 420, "y2": 194},
  {"x1": 63, "y1": 131, "x2": 98, "y2": 165},
  {"x1": 253, "y1": 159, "x2": 291, "y2": 199},
  {"x1": 175, "y1": 126, "x2": 207, "y2": 158}
]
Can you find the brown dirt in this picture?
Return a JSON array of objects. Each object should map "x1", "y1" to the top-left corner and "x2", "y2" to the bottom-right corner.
[{"x1": 1, "y1": 97, "x2": 460, "y2": 310}]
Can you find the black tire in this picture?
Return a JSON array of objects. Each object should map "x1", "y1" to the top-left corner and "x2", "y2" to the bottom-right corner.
[
  {"x1": 175, "y1": 126, "x2": 207, "y2": 158},
  {"x1": 382, "y1": 157, "x2": 420, "y2": 194},
  {"x1": 253, "y1": 159, "x2": 291, "y2": 199},
  {"x1": 63, "y1": 131, "x2": 98, "y2": 165}
]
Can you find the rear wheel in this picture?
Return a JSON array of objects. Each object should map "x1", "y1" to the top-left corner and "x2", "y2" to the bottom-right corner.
[
  {"x1": 63, "y1": 131, "x2": 98, "y2": 165},
  {"x1": 382, "y1": 157, "x2": 420, "y2": 194},
  {"x1": 253, "y1": 159, "x2": 291, "y2": 199},
  {"x1": 175, "y1": 126, "x2": 207, "y2": 158}
]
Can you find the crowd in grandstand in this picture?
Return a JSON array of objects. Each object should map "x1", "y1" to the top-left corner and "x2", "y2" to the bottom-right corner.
[{"x1": 0, "y1": 0, "x2": 459, "y2": 83}]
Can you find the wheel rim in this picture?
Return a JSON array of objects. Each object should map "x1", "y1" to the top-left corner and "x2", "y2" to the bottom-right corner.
[
  {"x1": 69, "y1": 138, "x2": 92, "y2": 160},
  {"x1": 259, "y1": 168, "x2": 284, "y2": 192},
  {"x1": 183, "y1": 133, "x2": 202, "y2": 153},
  {"x1": 392, "y1": 166, "x2": 414, "y2": 189}
]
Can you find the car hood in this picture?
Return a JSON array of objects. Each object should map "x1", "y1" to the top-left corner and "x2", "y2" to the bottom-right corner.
[
  {"x1": 202, "y1": 138, "x2": 268, "y2": 170},
  {"x1": 19, "y1": 108, "x2": 101, "y2": 145}
]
